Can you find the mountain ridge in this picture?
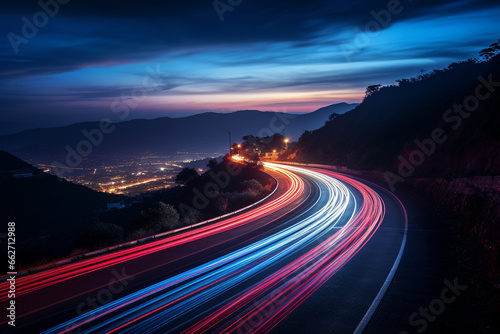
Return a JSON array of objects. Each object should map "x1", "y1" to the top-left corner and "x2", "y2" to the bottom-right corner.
[
  {"x1": 287, "y1": 55, "x2": 500, "y2": 177},
  {"x1": 0, "y1": 103, "x2": 357, "y2": 166}
]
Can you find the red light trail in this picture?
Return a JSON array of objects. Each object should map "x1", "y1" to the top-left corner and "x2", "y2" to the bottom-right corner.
[{"x1": 1, "y1": 163, "x2": 395, "y2": 334}]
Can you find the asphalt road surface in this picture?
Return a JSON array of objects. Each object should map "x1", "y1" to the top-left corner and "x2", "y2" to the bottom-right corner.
[{"x1": 0, "y1": 163, "x2": 407, "y2": 334}]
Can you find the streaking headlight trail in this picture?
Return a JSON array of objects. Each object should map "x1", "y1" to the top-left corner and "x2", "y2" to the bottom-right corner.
[
  {"x1": 0, "y1": 166, "x2": 303, "y2": 300},
  {"x1": 38, "y1": 163, "x2": 385, "y2": 334}
]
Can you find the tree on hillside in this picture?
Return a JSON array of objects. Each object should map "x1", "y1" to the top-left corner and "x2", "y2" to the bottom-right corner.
[
  {"x1": 239, "y1": 133, "x2": 286, "y2": 156},
  {"x1": 242, "y1": 135, "x2": 260, "y2": 146},
  {"x1": 364, "y1": 84, "x2": 382, "y2": 99},
  {"x1": 479, "y1": 39, "x2": 500, "y2": 60},
  {"x1": 175, "y1": 168, "x2": 199, "y2": 185},
  {"x1": 216, "y1": 197, "x2": 230, "y2": 214},
  {"x1": 138, "y1": 201, "x2": 181, "y2": 232},
  {"x1": 261, "y1": 133, "x2": 286, "y2": 152},
  {"x1": 78, "y1": 221, "x2": 124, "y2": 250},
  {"x1": 241, "y1": 179, "x2": 264, "y2": 196},
  {"x1": 207, "y1": 159, "x2": 218, "y2": 170}
]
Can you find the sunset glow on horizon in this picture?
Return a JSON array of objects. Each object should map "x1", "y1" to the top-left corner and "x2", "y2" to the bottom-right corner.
[{"x1": 1, "y1": 1, "x2": 500, "y2": 134}]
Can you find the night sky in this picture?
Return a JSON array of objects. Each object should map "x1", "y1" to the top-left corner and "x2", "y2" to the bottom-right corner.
[{"x1": 1, "y1": 0, "x2": 499, "y2": 134}]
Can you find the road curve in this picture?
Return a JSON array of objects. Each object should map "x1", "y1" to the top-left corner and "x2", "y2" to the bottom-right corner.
[{"x1": 0, "y1": 163, "x2": 407, "y2": 334}]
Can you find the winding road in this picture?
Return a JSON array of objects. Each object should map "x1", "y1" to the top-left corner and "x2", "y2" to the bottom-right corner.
[{"x1": 0, "y1": 162, "x2": 407, "y2": 334}]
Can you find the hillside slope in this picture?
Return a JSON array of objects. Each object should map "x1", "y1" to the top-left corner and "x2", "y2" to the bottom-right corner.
[
  {"x1": 0, "y1": 103, "x2": 356, "y2": 167},
  {"x1": 289, "y1": 55, "x2": 500, "y2": 177},
  {"x1": 0, "y1": 151, "x2": 123, "y2": 261},
  {"x1": 286, "y1": 53, "x2": 500, "y2": 331}
]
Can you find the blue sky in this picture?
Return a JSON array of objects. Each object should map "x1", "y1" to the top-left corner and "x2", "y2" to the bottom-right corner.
[{"x1": 0, "y1": 0, "x2": 499, "y2": 134}]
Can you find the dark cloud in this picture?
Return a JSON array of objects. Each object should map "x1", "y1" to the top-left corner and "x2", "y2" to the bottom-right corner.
[
  {"x1": 0, "y1": 0, "x2": 499, "y2": 134},
  {"x1": 2, "y1": 0, "x2": 497, "y2": 77}
]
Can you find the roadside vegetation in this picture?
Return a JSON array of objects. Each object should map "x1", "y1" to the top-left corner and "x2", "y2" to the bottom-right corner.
[
  {"x1": 2, "y1": 152, "x2": 275, "y2": 270},
  {"x1": 66, "y1": 157, "x2": 275, "y2": 264},
  {"x1": 281, "y1": 41, "x2": 500, "y2": 332}
]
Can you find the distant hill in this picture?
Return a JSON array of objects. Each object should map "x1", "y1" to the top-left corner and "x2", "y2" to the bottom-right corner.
[
  {"x1": 0, "y1": 103, "x2": 356, "y2": 168},
  {"x1": 0, "y1": 151, "x2": 123, "y2": 261},
  {"x1": 288, "y1": 55, "x2": 500, "y2": 177},
  {"x1": 0, "y1": 150, "x2": 40, "y2": 173}
]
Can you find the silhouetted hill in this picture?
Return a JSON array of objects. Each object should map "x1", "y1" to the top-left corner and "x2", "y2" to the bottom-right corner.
[
  {"x1": 286, "y1": 53, "x2": 500, "y2": 331},
  {"x1": 289, "y1": 55, "x2": 500, "y2": 177},
  {"x1": 0, "y1": 103, "x2": 356, "y2": 168},
  {"x1": 0, "y1": 151, "x2": 124, "y2": 261},
  {"x1": 0, "y1": 150, "x2": 40, "y2": 172}
]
